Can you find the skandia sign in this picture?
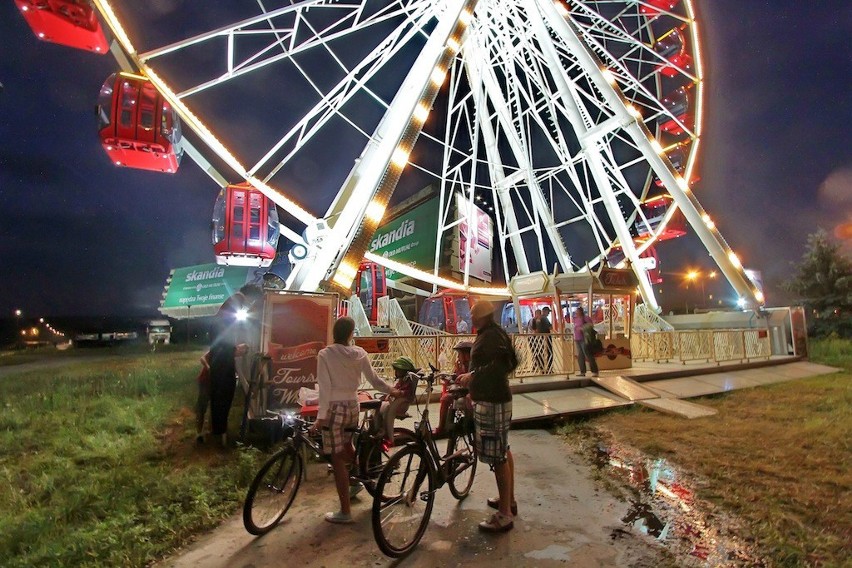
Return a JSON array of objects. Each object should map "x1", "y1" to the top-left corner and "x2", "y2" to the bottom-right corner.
[
  {"x1": 160, "y1": 263, "x2": 254, "y2": 314},
  {"x1": 185, "y1": 266, "x2": 226, "y2": 282},
  {"x1": 368, "y1": 199, "x2": 439, "y2": 281},
  {"x1": 370, "y1": 219, "x2": 415, "y2": 250}
]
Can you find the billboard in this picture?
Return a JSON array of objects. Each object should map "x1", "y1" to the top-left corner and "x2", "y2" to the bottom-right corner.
[
  {"x1": 455, "y1": 196, "x2": 493, "y2": 282},
  {"x1": 261, "y1": 293, "x2": 335, "y2": 409},
  {"x1": 368, "y1": 199, "x2": 439, "y2": 281},
  {"x1": 159, "y1": 263, "x2": 259, "y2": 318}
]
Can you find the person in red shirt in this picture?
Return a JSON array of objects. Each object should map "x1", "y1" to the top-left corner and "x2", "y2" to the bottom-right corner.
[
  {"x1": 435, "y1": 341, "x2": 473, "y2": 436},
  {"x1": 378, "y1": 356, "x2": 418, "y2": 441}
]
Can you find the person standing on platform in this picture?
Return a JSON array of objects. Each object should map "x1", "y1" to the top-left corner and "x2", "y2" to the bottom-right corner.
[
  {"x1": 573, "y1": 307, "x2": 599, "y2": 378},
  {"x1": 537, "y1": 306, "x2": 553, "y2": 374},
  {"x1": 456, "y1": 318, "x2": 470, "y2": 334},
  {"x1": 528, "y1": 308, "x2": 542, "y2": 372},
  {"x1": 458, "y1": 301, "x2": 518, "y2": 533}
]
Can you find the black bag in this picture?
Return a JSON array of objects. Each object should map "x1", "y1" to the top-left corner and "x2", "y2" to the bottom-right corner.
[{"x1": 583, "y1": 324, "x2": 603, "y2": 355}]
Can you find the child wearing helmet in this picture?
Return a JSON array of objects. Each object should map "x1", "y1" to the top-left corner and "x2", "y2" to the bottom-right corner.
[
  {"x1": 378, "y1": 356, "x2": 418, "y2": 441},
  {"x1": 435, "y1": 341, "x2": 473, "y2": 436}
]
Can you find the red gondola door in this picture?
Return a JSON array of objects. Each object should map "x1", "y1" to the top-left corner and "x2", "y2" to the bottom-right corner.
[{"x1": 212, "y1": 184, "x2": 280, "y2": 267}]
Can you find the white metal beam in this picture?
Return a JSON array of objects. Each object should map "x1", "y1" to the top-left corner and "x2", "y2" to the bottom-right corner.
[{"x1": 537, "y1": 0, "x2": 762, "y2": 308}]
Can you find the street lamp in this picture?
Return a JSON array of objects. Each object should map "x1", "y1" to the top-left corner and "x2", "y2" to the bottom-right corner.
[{"x1": 14, "y1": 309, "x2": 23, "y2": 348}]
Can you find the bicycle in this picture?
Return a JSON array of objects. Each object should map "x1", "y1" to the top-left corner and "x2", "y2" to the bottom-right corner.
[
  {"x1": 371, "y1": 366, "x2": 478, "y2": 557},
  {"x1": 243, "y1": 392, "x2": 415, "y2": 536}
]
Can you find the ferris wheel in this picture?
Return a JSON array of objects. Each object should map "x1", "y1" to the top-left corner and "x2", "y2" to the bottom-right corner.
[{"x1": 20, "y1": 0, "x2": 764, "y2": 310}]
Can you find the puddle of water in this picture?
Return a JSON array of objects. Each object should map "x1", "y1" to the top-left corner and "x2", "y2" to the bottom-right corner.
[
  {"x1": 622, "y1": 500, "x2": 669, "y2": 539},
  {"x1": 524, "y1": 544, "x2": 572, "y2": 561},
  {"x1": 593, "y1": 442, "x2": 764, "y2": 566}
]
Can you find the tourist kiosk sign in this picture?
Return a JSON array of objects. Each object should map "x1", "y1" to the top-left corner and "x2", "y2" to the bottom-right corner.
[{"x1": 159, "y1": 263, "x2": 256, "y2": 318}]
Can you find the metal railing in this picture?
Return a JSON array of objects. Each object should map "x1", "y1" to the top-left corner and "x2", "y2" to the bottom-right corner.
[
  {"x1": 377, "y1": 296, "x2": 413, "y2": 335},
  {"x1": 348, "y1": 295, "x2": 373, "y2": 336},
  {"x1": 633, "y1": 303, "x2": 674, "y2": 332},
  {"x1": 630, "y1": 329, "x2": 771, "y2": 364},
  {"x1": 362, "y1": 332, "x2": 575, "y2": 387}
]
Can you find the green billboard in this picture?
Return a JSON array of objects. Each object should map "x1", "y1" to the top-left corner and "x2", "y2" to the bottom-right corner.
[
  {"x1": 369, "y1": 199, "x2": 439, "y2": 281},
  {"x1": 160, "y1": 263, "x2": 253, "y2": 318}
]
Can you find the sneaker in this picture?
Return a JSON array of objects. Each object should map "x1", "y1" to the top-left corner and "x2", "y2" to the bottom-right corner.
[
  {"x1": 479, "y1": 511, "x2": 514, "y2": 533},
  {"x1": 575, "y1": 373, "x2": 586, "y2": 377},
  {"x1": 591, "y1": 372, "x2": 599, "y2": 377},
  {"x1": 349, "y1": 482, "x2": 364, "y2": 499},
  {"x1": 324, "y1": 511, "x2": 355, "y2": 524},
  {"x1": 486, "y1": 497, "x2": 518, "y2": 516}
]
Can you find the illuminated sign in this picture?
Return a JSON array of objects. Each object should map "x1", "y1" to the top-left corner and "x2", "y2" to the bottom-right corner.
[
  {"x1": 454, "y1": 196, "x2": 493, "y2": 282},
  {"x1": 369, "y1": 199, "x2": 439, "y2": 281}
]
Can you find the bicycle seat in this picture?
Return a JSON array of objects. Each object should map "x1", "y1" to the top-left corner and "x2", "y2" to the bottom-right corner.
[
  {"x1": 359, "y1": 398, "x2": 382, "y2": 411},
  {"x1": 448, "y1": 385, "x2": 469, "y2": 398}
]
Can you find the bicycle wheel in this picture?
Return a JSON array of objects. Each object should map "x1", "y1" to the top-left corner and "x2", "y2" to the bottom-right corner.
[
  {"x1": 243, "y1": 445, "x2": 303, "y2": 535},
  {"x1": 447, "y1": 414, "x2": 478, "y2": 500},
  {"x1": 359, "y1": 427, "x2": 416, "y2": 497},
  {"x1": 372, "y1": 445, "x2": 434, "y2": 558}
]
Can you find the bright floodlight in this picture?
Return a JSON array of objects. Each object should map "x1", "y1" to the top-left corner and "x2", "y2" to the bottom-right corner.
[
  {"x1": 736, "y1": 297, "x2": 746, "y2": 309},
  {"x1": 235, "y1": 308, "x2": 249, "y2": 321}
]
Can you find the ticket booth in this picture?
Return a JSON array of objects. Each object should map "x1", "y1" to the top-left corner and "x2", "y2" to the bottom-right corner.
[{"x1": 510, "y1": 267, "x2": 637, "y2": 372}]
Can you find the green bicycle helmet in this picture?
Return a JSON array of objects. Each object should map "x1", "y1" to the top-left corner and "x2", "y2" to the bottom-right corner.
[{"x1": 391, "y1": 356, "x2": 417, "y2": 372}]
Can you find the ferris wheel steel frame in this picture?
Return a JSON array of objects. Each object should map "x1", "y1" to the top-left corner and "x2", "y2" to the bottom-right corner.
[{"x1": 91, "y1": 0, "x2": 764, "y2": 309}]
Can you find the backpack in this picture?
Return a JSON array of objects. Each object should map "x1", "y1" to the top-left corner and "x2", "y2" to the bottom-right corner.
[{"x1": 583, "y1": 324, "x2": 603, "y2": 355}]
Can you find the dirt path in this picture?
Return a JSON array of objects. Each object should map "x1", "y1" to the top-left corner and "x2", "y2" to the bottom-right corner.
[{"x1": 158, "y1": 430, "x2": 668, "y2": 568}]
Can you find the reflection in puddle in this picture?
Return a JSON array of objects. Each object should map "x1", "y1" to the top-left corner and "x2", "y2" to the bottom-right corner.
[
  {"x1": 622, "y1": 500, "x2": 669, "y2": 539},
  {"x1": 595, "y1": 443, "x2": 762, "y2": 566}
]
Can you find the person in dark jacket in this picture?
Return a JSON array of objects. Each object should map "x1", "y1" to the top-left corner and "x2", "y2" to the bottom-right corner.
[
  {"x1": 458, "y1": 301, "x2": 518, "y2": 533},
  {"x1": 208, "y1": 286, "x2": 260, "y2": 446}
]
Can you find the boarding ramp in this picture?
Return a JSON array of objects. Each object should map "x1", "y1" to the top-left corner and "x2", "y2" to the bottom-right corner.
[{"x1": 633, "y1": 303, "x2": 674, "y2": 332}]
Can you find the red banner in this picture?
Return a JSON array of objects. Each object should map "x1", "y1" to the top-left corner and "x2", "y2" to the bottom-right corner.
[{"x1": 262, "y1": 294, "x2": 334, "y2": 409}]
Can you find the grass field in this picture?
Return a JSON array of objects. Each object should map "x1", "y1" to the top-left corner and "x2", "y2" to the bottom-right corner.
[
  {"x1": 0, "y1": 351, "x2": 266, "y2": 567},
  {"x1": 2, "y1": 340, "x2": 849, "y2": 567},
  {"x1": 566, "y1": 339, "x2": 851, "y2": 567}
]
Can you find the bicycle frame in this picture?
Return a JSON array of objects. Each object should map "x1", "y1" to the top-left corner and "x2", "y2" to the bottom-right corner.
[{"x1": 407, "y1": 370, "x2": 473, "y2": 490}]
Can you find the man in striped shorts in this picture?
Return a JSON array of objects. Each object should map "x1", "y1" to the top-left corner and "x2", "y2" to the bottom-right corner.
[{"x1": 459, "y1": 301, "x2": 518, "y2": 533}]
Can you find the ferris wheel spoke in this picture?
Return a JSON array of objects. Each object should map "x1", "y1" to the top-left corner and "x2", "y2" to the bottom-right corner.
[{"x1": 252, "y1": 5, "x2": 437, "y2": 180}]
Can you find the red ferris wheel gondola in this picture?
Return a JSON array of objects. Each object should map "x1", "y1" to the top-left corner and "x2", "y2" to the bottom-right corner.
[
  {"x1": 212, "y1": 183, "x2": 280, "y2": 267},
  {"x1": 654, "y1": 144, "x2": 700, "y2": 187},
  {"x1": 634, "y1": 194, "x2": 687, "y2": 242},
  {"x1": 658, "y1": 87, "x2": 693, "y2": 136},
  {"x1": 14, "y1": 0, "x2": 108, "y2": 53},
  {"x1": 653, "y1": 27, "x2": 693, "y2": 78},
  {"x1": 640, "y1": 0, "x2": 680, "y2": 18},
  {"x1": 96, "y1": 73, "x2": 184, "y2": 173},
  {"x1": 355, "y1": 261, "x2": 387, "y2": 324}
]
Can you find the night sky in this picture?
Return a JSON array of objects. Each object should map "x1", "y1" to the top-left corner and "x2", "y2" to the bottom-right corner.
[{"x1": 0, "y1": 1, "x2": 849, "y2": 318}]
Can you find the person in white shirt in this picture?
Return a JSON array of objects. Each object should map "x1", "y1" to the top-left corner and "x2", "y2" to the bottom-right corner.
[
  {"x1": 456, "y1": 318, "x2": 470, "y2": 334},
  {"x1": 312, "y1": 317, "x2": 402, "y2": 524}
]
